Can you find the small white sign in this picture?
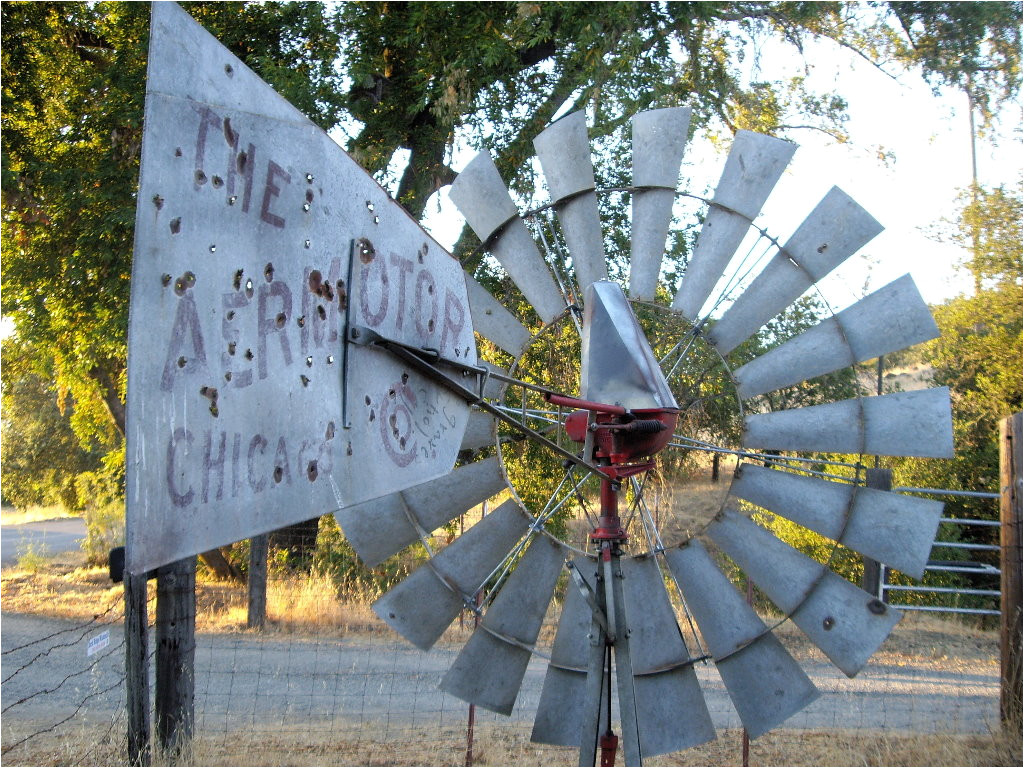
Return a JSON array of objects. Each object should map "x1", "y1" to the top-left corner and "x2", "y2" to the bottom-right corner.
[{"x1": 87, "y1": 629, "x2": 110, "y2": 657}]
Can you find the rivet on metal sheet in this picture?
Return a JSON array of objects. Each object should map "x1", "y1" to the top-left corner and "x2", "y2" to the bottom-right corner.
[{"x1": 822, "y1": 616, "x2": 835, "y2": 631}]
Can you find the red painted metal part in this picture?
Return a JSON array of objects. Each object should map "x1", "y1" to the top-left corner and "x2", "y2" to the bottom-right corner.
[{"x1": 599, "y1": 731, "x2": 619, "y2": 767}]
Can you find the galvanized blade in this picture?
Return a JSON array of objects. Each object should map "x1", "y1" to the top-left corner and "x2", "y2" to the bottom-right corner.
[
  {"x1": 464, "y1": 272, "x2": 533, "y2": 356},
  {"x1": 581, "y1": 281, "x2": 677, "y2": 409},
  {"x1": 673, "y1": 131, "x2": 796, "y2": 319},
  {"x1": 371, "y1": 499, "x2": 528, "y2": 650},
  {"x1": 440, "y1": 535, "x2": 565, "y2": 715},
  {"x1": 708, "y1": 508, "x2": 901, "y2": 677},
  {"x1": 734, "y1": 275, "x2": 939, "y2": 399},
  {"x1": 622, "y1": 556, "x2": 715, "y2": 756},
  {"x1": 743, "y1": 387, "x2": 954, "y2": 458},
  {"x1": 460, "y1": 411, "x2": 496, "y2": 452},
  {"x1": 663, "y1": 539, "x2": 819, "y2": 739},
  {"x1": 731, "y1": 464, "x2": 944, "y2": 578},
  {"x1": 708, "y1": 187, "x2": 884, "y2": 354},
  {"x1": 450, "y1": 152, "x2": 565, "y2": 323},
  {"x1": 336, "y1": 456, "x2": 506, "y2": 567},
  {"x1": 532, "y1": 556, "x2": 594, "y2": 746},
  {"x1": 533, "y1": 112, "x2": 608, "y2": 292},
  {"x1": 629, "y1": 107, "x2": 692, "y2": 301}
]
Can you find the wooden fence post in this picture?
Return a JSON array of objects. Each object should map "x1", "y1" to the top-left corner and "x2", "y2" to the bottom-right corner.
[
  {"x1": 862, "y1": 468, "x2": 893, "y2": 598},
  {"x1": 155, "y1": 557, "x2": 196, "y2": 760},
  {"x1": 1000, "y1": 412, "x2": 1022, "y2": 727},
  {"x1": 248, "y1": 534, "x2": 269, "y2": 630},
  {"x1": 125, "y1": 571, "x2": 151, "y2": 766}
]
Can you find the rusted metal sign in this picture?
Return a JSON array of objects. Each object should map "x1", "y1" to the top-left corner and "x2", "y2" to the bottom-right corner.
[{"x1": 126, "y1": 2, "x2": 474, "y2": 574}]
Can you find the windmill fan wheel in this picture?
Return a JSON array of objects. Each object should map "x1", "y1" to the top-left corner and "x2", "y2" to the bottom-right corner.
[{"x1": 336, "y1": 107, "x2": 954, "y2": 761}]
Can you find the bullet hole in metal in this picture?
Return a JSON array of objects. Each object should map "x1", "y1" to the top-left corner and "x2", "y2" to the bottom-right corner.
[
  {"x1": 399, "y1": 436, "x2": 406, "y2": 450},
  {"x1": 464, "y1": 346, "x2": 470, "y2": 358},
  {"x1": 326, "y1": 355, "x2": 334, "y2": 365},
  {"x1": 161, "y1": 274, "x2": 172, "y2": 287},
  {"x1": 317, "y1": 305, "x2": 326, "y2": 321},
  {"x1": 211, "y1": 176, "x2": 224, "y2": 188},
  {"x1": 170, "y1": 218, "x2": 182, "y2": 234},
  {"x1": 401, "y1": 372, "x2": 409, "y2": 384},
  {"x1": 305, "y1": 356, "x2": 313, "y2": 367},
  {"x1": 200, "y1": 386, "x2": 218, "y2": 401},
  {"x1": 275, "y1": 312, "x2": 286, "y2": 328},
  {"x1": 233, "y1": 270, "x2": 243, "y2": 291},
  {"x1": 356, "y1": 238, "x2": 375, "y2": 263},
  {"x1": 816, "y1": 243, "x2": 828, "y2": 254},
  {"x1": 373, "y1": 215, "x2": 380, "y2": 225},
  {"x1": 388, "y1": 389, "x2": 396, "y2": 398},
  {"x1": 302, "y1": 203, "x2": 310, "y2": 212},
  {"x1": 175, "y1": 147, "x2": 183, "y2": 157},
  {"x1": 364, "y1": 395, "x2": 372, "y2": 406},
  {"x1": 224, "y1": 371, "x2": 232, "y2": 382},
  {"x1": 174, "y1": 278, "x2": 186, "y2": 295},
  {"x1": 867, "y1": 599, "x2": 887, "y2": 615},
  {"x1": 822, "y1": 616, "x2": 835, "y2": 631},
  {"x1": 245, "y1": 349, "x2": 254, "y2": 360},
  {"x1": 304, "y1": 239, "x2": 311, "y2": 249},
  {"x1": 296, "y1": 315, "x2": 305, "y2": 328},
  {"x1": 389, "y1": 413, "x2": 397, "y2": 428},
  {"x1": 224, "y1": 63, "x2": 234, "y2": 77},
  {"x1": 177, "y1": 356, "x2": 187, "y2": 368},
  {"x1": 228, "y1": 195, "x2": 237, "y2": 206},
  {"x1": 368, "y1": 409, "x2": 375, "y2": 422},
  {"x1": 153, "y1": 194, "x2": 164, "y2": 210},
  {"x1": 209, "y1": 403, "x2": 219, "y2": 417},
  {"x1": 346, "y1": 443, "x2": 353, "y2": 456},
  {"x1": 195, "y1": 169, "x2": 207, "y2": 185},
  {"x1": 184, "y1": 272, "x2": 196, "y2": 288},
  {"x1": 245, "y1": 279, "x2": 254, "y2": 298},
  {"x1": 223, "y1": 117, "x2": 236, "y2": 145},
  {"x1": 336, "y1": 280, "x2": 347, "y2": 310},
  {"x1": 226, "y1": 311, "x2": 235, "y2": 321},
  {"x1": 307, "y1": 460, "x2": 318, "y2": 481},
  {"x1": 300, "y1": 375, "x2": 310, "y2": 387},
  {"x1": 427, "y1": 318, "x2": 435, "y2": 333},
  {"x1": 325, "y1": 421, "x2": 335, "y2": 441},
  {"x1": 264, "y1": 262, "x2": 275, "y2": 282},
  {"x1": 228, "y1": 342, "x2": 237, "y2": 356},
  {"x1": 273, "y1": 467, "x2": 283, "y2": 483},
  {"x1": 237, "y1": 151, "x2": 247, "y2": 173},
  {"x1": 308, "y1": 270, "x2": 322, "y2": 293},
  {"x1": 365, "y1": 200, "x2": 374, "y2": 212},
  {"x1": 306, "y1": 173, "x2": 314, "y2": 183},
  {"x1": 209, "y1": 244, "x2": 217, "y2": 253},
  {"x1": 418, "y1": 251, "x2": 424, "y2": 264},
  {"x1": 427, "y1": 284, "x2": 433, "y2": 295},
  {"x1": 305, "y1": 189, "x2": 314, "y2": 203}
]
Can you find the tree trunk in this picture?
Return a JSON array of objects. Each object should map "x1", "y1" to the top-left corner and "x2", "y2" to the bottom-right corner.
[{"x1": 198, "y1": 546, "x2": 242, "y2": 582}]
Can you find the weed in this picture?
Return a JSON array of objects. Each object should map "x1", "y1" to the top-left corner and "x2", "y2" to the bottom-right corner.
[{"x1": 15, "y1": 540, "x2": 51, "y2": 573}]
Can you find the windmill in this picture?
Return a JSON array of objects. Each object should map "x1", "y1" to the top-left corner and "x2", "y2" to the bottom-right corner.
[{"x1": 127, "y1": 5, "x2": 953, "y2": 765}]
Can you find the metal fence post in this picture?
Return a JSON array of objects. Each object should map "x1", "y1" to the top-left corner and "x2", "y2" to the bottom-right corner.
[
  {"x1": 155, "y1": 557, "x2": 196, "y2": 760},
  {"x1": 862, "y1": 468, "x2": 892, "y2": 599},
  {"x1": 1000, "y1": 412, "x2": 1022, "y2": 727}
]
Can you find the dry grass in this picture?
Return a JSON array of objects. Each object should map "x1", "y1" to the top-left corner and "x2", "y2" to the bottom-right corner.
[
  {"x1": 0, "y1": 504, "x2": 75, "y2": 527},
  {"x1": 4, "y1": 722, "x2": 1020, "y2": 766}
]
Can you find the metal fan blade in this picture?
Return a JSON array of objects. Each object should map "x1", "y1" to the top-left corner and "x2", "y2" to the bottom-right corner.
[
  {"x1": 533, "y1": 112, "x2": 608, "y2": 292},
  {"x1": 663, "y1": 539, "x2": 819, "y2": 739},
  {"x1": 621, "y1": 556, "x2": 716, "y2": 756},
  {"x1": 663, "y1": 539, "x2": 818, "y2": 737},
  {"x1": 372, "y1": 499, "x2": 529, "y2": 650},
  {"x1": 440, "y1": 535, "x2": 565, "y2": 715},
  {"x1": 672, "y1": 131, "x2": 796, "y2": 319},
  {"x1": 730, "y1": 463, "x2": 943, "y2": 579},
  {"x1": 464, "y1": 271, "x2": 533, "y2": 356},
  {"x1": 743, "y1": 387, "x2": 954, "y2": 458},
  {"x1": 629, "y1": 107, "x2": 692, "y2": 301},
  {"x1": 532, "y1": 557, "x2": 594, "y2": 746},
  {"x1": 461, "y1": 411, "x2": 497, "y2": 451},
  {"x1": 733, "y1": 275, "x2": 939, "y2": 398},
  {"x1": 707, "y1": 187, "x2": 884, "y2": 354},
  {"x1": 450, "y1": 152, "x2": 566, "y2": 323},
  {"x1": 336, "y1": 456, "x2": 506, "y2": 568},
  {"x1": 581, "y1": 281, "x2": 677, "y2": 409},
  {"x1": 708, "y1": 508, "x2": 901, "y2": 677}
]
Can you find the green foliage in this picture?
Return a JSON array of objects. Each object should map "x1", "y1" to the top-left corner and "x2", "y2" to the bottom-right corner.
[{"x1": 15, "y1": 540, "x2": 51, "y2": 574}]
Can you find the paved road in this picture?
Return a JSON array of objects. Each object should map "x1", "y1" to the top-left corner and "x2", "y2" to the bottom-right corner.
[
  {"x1": 1, "y1": 610, "x2": 1001, "y2": 750},
  {"x1": 1, "y1": 518, "x2": 87, "y2": 567}
]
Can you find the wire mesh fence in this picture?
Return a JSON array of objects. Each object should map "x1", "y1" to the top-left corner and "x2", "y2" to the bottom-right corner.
[{"x1": 1, "y1": 559, "x2": 1009, "y2": 766}]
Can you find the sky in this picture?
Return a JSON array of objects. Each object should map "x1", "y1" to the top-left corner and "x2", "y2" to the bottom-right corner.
[{"x1": 414, "y1": 33, "x2": 1022, "y2": 313}]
